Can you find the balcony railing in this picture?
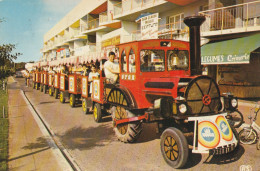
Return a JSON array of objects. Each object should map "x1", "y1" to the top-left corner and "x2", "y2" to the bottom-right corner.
[
  {"x1": 199, "y1": 1, "x2": 260, "y2": 32},
  {"x1": 80, "y1": 18, "x2": 100, "y2": 32},
  {"x1": 99, "y1": 12, "x2": 108, "y2": 24},
  {"x1": 114, "y1": 0, "x2": 165, "y2": 16}
]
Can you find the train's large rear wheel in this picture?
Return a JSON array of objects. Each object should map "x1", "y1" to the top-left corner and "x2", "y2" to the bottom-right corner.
[
  {"x1": 160, "y1": 127, "x2": 188, "y2": 169},
  {"x1": 112, "y1": 106, "x2": 142, "y2": 143}
]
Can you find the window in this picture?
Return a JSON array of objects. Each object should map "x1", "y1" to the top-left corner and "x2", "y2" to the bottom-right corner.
[
  {"x1": 167, "y1": 50, "x2": 189, "y2": 71},
  {"x1": 129, "y1": 49, "x2": 136, "y2": 73},
  {"x1": 140, "y1": 50, "x2": 165, "y2": 72},
  {"x1": 167, "y1": 13, "x2": 184, "y2": 30},
  {"x1": 121, "y1": 50, "x2": 127, "y2": 72}
]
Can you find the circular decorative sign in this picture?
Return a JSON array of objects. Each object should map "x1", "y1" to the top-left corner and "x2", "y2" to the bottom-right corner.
[
  {"x1": 198, "y1": 121, "x2": 220, "y2": 148},
  {"x1": 216, "y1": 116, "x2": 233, "y2": 141}
]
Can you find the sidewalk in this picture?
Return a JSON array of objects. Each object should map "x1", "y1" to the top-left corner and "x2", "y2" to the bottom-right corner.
[{"x1": 8, "y1": 77, "x2": 65, "y2": 171}]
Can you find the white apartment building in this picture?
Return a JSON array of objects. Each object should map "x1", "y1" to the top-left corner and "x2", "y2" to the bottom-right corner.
[{"x1": 41, "y1": 0, "x2": 260, "y2": 98}]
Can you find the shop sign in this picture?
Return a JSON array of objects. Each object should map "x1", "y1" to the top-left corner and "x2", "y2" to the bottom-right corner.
[
  {"x1": 201, "y1": 53, "x2": 250, "y2": 65},
  {"x1": 141, "y1": 13, "x2": 159, "y2": 40},
  {"x1": 101, "y1": 36, "x2": 120, "y2": 48}
]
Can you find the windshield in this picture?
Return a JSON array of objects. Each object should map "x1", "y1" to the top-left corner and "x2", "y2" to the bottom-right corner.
[
  {"x1": 140, "y1": 50, "x2": 165, "y2": 72},
  {"x1": 167, "y1": 50, "x2": 189, "y2": 71}
]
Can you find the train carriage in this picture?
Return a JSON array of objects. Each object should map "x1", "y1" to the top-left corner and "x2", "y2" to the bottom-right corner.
[
  {"x1": 68, "y1": 74, "x2": 83, "y2": 107},
  {"x1": 59, "y1": 74, "x2": 69, "y2": 103},
  {"x1": 32, "y1": 71, "x2": 36, "y2": 88},
  {"x1": 42, "y1": 71, "x2": 49, "y2": 94},
  {"x1": 40, "y1": 72, "x2": 44, "y2": 92},
  {"x1": 52, "y1": 73, "x2": 60, "y2": 99},
  {"x1": 35, "y1": 71, "x2": 41, "y2": 90}
]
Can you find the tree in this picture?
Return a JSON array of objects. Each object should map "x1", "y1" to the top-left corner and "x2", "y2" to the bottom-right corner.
[{"x1": 0, "y1": 44, "x2": 22, "y2": 67}]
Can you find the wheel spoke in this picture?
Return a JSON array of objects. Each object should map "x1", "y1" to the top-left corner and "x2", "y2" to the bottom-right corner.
[
  {"x1": 195, "y1": 82, "x2": 204, "y2": 96},
  {"x1": 207, "y1": 79, "x2": 213, "y2": 95},
  {"x1": 170, "y1": 151, "x2": 176, "y2": 161},
  {"x1": 173, "y1": 150, "x2": 179, "y2": 159},
  {"x1": 164, "y1": 139, "x2": 169, "y2": 146}
]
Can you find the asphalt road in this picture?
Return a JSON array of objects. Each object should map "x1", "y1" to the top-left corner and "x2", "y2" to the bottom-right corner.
[{"x1": 15, "y1": 78, "x2": 260, "y2": 171}]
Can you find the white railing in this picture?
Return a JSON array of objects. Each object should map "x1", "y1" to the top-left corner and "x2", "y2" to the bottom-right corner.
[
  {"x1": 113, "y1": 0, "x2": 165, "y2": 16},
  {"x1": 99, "y1": 11, "x2": 108, "y2": 24},
  {"x1": 199, "y1": 1, "x2": 260, "y2": 32}
]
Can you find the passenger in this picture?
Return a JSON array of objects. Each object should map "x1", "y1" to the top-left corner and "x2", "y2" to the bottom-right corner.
[
  {"x1": 81, "y1": 64, "x2": 88, "y2": 76},
  {"x1": 88, "y1": 64, "x2": 99, "y2": 94},
  {"x1": 104, "y1": 51, "x2": 119, "y2": 84},
  {"x1": 140, "y1": 55, "x2": 155, "y2": 72},
  {"x1": 61, "y1": 65, "x2": 69, "y2": 76}
]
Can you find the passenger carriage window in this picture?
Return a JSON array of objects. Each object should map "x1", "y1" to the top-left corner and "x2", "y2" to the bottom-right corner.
[
  {"x1": 129, "y1": 49, "x2": 136, "y2": 73},
  {"x1": 167, "y1": 50, "x2": 189, "y2": 71},
  {"x1": 121, "y1": 50, "x2": 127, "y2": 72},
  {"x1": 140, "y1": 50, "x2": 165, "y2": 72}
]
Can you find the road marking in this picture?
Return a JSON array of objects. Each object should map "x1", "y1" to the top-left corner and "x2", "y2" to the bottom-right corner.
[{"x1": 20, "y1": 90, "x2": 77, "y2": 171}]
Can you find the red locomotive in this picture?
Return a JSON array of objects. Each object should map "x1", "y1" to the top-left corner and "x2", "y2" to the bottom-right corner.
[{"x1": 31, "y1": 16, "x2": 239, "y2": 168}]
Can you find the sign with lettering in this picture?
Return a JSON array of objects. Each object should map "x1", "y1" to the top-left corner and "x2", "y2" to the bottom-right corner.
[
  {"x1": 201, "y1": 53, "x2": 250, "y2": 64},
  {"x1": 121, "y1": 74, "x2": 136, "y2": 81},
  {"x1": 141, "y1": 13, "x2": 159, "y2": 40}
]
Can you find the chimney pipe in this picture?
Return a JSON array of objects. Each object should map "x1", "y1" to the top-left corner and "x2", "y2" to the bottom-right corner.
[{"x1": 184, "y1": 16, "x2": 206, "y2": 75}]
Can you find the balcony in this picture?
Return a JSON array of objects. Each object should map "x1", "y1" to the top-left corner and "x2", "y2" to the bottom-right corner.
[
  {"x1": 113, "y1": 0, "x2": 176, "y2": 21},
  {"x1": 199, "y1": 1, "x2": 260, "y2": 36},
  {"x1": 99, "y1": 12, "x2": 108, "y2": 24}
]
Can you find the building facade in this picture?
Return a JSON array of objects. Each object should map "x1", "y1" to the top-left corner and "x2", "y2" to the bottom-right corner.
[{"x1": 41, "y1": 0, "x2": 260, "y2": 98}]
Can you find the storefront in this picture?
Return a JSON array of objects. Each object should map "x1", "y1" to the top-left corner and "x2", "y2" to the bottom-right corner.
[{"x1": 201, "y1": 33, "x2": 260, "y2": 98}]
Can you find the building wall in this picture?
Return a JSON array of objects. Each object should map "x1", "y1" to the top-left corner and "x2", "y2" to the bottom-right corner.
[{"x1": 44, "y1": 0, "x2": 106, "y2": 42}]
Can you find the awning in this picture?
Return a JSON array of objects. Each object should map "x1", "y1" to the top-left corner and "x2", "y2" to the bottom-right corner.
[{"x1": 201, "y1": 33, "x2": 260, "y2": 65}]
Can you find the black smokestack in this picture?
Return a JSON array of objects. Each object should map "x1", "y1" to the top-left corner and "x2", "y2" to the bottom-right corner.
[{"x1": 184, "y1": 16, "x2": 206, "y2": 75}]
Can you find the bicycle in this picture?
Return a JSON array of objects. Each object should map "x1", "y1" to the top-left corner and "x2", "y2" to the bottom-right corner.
[{"x1": 239, "y1": 102, "x2": 260, "y2": 145}]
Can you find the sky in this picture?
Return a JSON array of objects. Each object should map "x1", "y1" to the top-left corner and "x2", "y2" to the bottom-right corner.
[{"x1": 0, "y1": 0, "x2": 81, "y2": 63}]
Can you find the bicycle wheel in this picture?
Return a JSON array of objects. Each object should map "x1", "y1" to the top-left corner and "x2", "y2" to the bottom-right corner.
[
  {"x1": 227, "y1": 110, "x2": 244, "y2": 128},
  {"x1": 239, "y1": 128, "x2": 257, "y2": 144}
]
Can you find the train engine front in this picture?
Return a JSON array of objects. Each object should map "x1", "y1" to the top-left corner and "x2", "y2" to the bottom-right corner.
[{"x1": 152, "y1": 16, "x2": 239, "y2": 168}]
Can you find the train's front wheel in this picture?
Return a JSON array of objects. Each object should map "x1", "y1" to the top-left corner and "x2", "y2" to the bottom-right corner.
[
  {"x1": 160, "y1": 127, "x2": 188, "y2": 169},
  {"x1": 112, "y1": 106, "x2": 142, "y2": 143}
]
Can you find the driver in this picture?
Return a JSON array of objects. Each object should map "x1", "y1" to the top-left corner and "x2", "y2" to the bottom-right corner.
[{"x1": 104, "y1": 51, "x2": 119, "y2": 83}]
